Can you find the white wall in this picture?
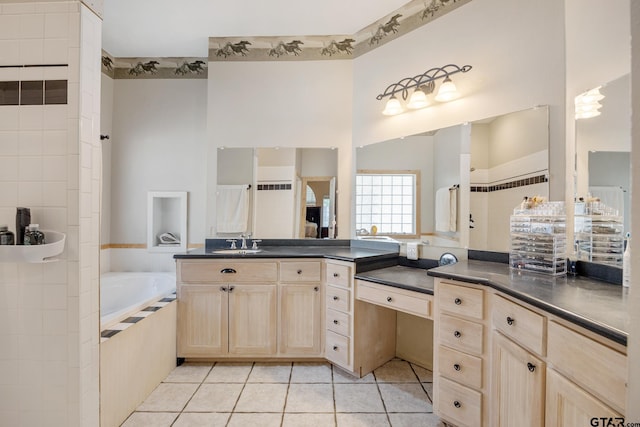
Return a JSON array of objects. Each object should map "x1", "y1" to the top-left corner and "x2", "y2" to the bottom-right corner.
[
  {"x1": 110, "y1": 79, "x2": 207, "y2": 247},
  {"x1": 100, "y1": 74, "x2": 113, "y2": 272}
]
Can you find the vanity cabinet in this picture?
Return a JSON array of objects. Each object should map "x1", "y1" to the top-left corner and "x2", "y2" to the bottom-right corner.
[
  {"x1": 279, "y1": 261, "x2": 323, "y2": 356},
  {"x1": 433, "y1": 279, "x2": 488, "y2": 427},
  {"x1": 177, "y1": 260, "x2": 278, "y2": 357}
]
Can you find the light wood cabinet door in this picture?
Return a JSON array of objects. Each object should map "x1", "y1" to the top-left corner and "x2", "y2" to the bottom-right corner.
[
  {"x1": 491, "y1": 332, "x2": 545, "y2": 427},
  {"x1": 228, "y1": 284, "x2": 277, "y2": 355},
  {"x1": 546, "y1": 368, "x2": 622, "y2": 427},
  {"x1": 280, "y1": 283, "x2": 322, "y2": 355},
  {"x1": 177, "y1": 285, "x2": 228, "y2": 356}
]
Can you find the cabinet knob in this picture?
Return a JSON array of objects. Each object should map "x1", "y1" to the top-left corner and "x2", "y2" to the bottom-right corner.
[
  {"x1": 454, "y1": 330, "x2": 462, "y2": 338},
  {"x1": 453, "y1": 400, "x2": 461, "y2": 409},
  {"x1": 314, "y1": 286, "x2": 319, "y2": 292},
  {"x1": 453, "y1": 363, "x2": 461, "y2": 371},
  {"x1": 454, "y1": 297, "x2": 462, "y2": 305},
  {"x1": 506, "y1": 316, "x2": 515, "y2": 326},
  {"x1": 527, "y1": 362, "x2": 536, "y2": 373},
  {"x1": 333, "y1": 296, "x2": 339, "y2": 301},
  {"x1": 386, "y1": 297, "x2": 393, "y2": 302},
  {"x1": 333, "y1": 273, "x2": 339, "y2": 278},
  {"x1": 333, "y1": 346, "x2": 338, "y2": 351},
  {"x1": 297, "y1": 269, "x2": 302, "y2": 274},
  {"x1": 220, "y1": 286, "x2": 227, "y2": 292},
  {"x1": 333, "y1": 320, "x2": 339, "y2": 325},
  {"x1": 228, "y1": 286, "x2": 235, "y2": 293}
]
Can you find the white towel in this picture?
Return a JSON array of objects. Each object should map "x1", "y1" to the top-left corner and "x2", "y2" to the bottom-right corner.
[
  {"x1": 216, "y1": 185, "x2": 249, "y2": 233},
  {"x1": 449, "y1": 187, "x2": 458, "y2": 232},
  {"x1": 435, "y1": 187, "x2": 450, "y2": 232}
]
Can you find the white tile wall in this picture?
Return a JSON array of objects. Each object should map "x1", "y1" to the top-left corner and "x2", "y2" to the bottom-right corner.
[{"x1": 0, "y1": 2, "x2": 101, "y2": 426}]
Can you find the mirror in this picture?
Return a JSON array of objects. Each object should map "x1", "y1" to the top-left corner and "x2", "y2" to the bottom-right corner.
[
  {"x1": 575, "y1": 73, "x2": 630, "y2": 266},
  {"x1": 216, "y1": 147, "x2": 338, "y2": 238},
  {"x1": 355, "y1": 106, "x2": 550, "y2": 253},
  {"x1": 469, "y1": 107, "x2": 550, "y2": 252}
]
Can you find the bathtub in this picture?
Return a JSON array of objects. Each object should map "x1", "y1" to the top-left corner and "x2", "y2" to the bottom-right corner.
[
  {"x1": 100, "y1": 271, "x2": 176, "y2": 328},
  {"x1": 100, "y1": 271, "x2": 177, "y2": 427}
]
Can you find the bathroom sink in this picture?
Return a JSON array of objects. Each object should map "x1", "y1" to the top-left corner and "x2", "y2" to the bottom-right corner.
[
  {"x1": 211, "y1": 249, "x2": 263, "y2": 255},
  {"x1": 357, "y1": 236, "x2": 399, "y2": 242}
]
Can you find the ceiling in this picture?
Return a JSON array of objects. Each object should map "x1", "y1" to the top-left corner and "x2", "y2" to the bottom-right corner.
[{"x1": 102, "y1": 0, "x2": 411, "y2": 58}]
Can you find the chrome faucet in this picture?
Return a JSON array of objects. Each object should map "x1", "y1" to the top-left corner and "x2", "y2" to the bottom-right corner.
[{"x1": 240, "y1": 233, "x2": 251, "y2": 250}]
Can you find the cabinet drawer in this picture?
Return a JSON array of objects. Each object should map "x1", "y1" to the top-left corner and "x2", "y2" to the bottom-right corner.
[
  {"x1": 438, "y1": 314, "x2": 483, "y2": 355},
  {"x1": 280, "y1": 261, "x2": 322, "y2": 282},
  {"x1": 179, "y1": 261, "x2": 278, "y2": 283},
  {"x1": 438, "y1": 377, "x2": 482, "y2": 427},
  {"x1": 492, "y1": 295, "x2": 545, "y2": 356},
  {"x1": 438, "y1": 345, "x2": 483, "y2": 389},
  {"x1": 327, "y1": 308, "x2": 350, "y2": 336},
  {"x1": 438, "y1": 281, "x2": 483, "y2": 320},
  {"x1": 326, "y1": 285, "x2": 351, "y2": 313},
  {"x1": 356, "y1": 280, "x2": 431, "y2": 318},
  {"x1": 547, "y1": 321, "x2": 626, "y2": 414},
  {"x1": 326, "y1": 330, "x2": 350, "y2": 368},
  {"x1": 326, "y1": 262, "x2": 351, "y2": 288}
]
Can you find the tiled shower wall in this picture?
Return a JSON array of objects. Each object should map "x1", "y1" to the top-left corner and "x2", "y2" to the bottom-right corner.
[{"x1": 0, "y1": 2, "x2": 101, "y2": 426}]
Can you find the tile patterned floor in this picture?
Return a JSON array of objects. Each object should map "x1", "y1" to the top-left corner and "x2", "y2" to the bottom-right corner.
[{"x1": 121, "y1": 358, "x2": 454, "y2": 427}]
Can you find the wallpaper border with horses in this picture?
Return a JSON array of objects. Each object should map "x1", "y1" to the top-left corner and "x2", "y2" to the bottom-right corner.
[{"x1": 102, "y1": 0, "x2": 470, "y2": 79}]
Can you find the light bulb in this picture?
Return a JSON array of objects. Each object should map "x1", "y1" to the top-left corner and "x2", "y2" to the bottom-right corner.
[
  {"x1": 382, "y1": 96, "x2": 404, "y2": 116},
  {"x1": 435, "y1": 76, "x2": 460, "y2": 102}
]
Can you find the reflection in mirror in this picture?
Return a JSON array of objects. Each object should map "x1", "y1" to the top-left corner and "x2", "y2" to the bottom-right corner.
[
  {"x1": 469, "y1": 107, "x2": 550, "y2": 252},
  {"x1": 575, "y1": 74, "x2": 630, "y2": 266},
  {"x1": 216, "y1": 147, "x2": 337, "y2": 239},
  {"x1": 355, "y1": 125, "x2": 465, "y2": 246}
]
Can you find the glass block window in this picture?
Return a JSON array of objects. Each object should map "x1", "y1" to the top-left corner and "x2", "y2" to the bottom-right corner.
[{"x1": 355, "y1": 173, "x2": 416, "y2": 235}]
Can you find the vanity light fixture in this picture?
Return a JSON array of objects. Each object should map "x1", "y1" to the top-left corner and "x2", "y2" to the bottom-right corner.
[
  {"x1": 377, "y1": 64, "x2": 472, "y2": 116},
  {"x1": 575, "y1": 86, "x2": 604, "y2": 119}
]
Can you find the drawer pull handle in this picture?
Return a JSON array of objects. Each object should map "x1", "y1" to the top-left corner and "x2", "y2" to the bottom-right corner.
[
  {"x1": 506, "y1": 316, "x2": 515, "y2": 326},
  {"x1": 527, "y1": 362, "x2": 536, "y2": 373},
  {"x1": 333, "y1": 296, "x2": 339, "y2": 301},
  {"x1": 454, "y1": 330, "x2": 462, "y2": 338},
  {"x1": 386, "y1": 297, "x2": 393, "y2": 302},
  {"x1": 453, "y1": 400, "x2": 461, "y2": 409},
  {"x1": 297, "y1": 269, "x2": 302, "y2": 274},
  {"x1": 333, "y1": 273, "x2": 339, "y2": 278},
  {"x1": 333, "y1": 346, "x2": 339, "y2": 351},
  {"x1": 314, "y1": 286, "x2": 319, "y2": 292},
  {"x1": 220, "y1": 286, "x2": 227, "y2": 292},
  {"x1": 454, "y1": 297, "x2": 462, "y2": 305},
  {"x1": 220, "y1": 268, "x2": 236, "y2": 274},
  {"x1": 453, "y1": 363, "x2": 461, "y2": 371},
  {"x1": 333, "y1": 320, "x2": 339, "y2": 325}
]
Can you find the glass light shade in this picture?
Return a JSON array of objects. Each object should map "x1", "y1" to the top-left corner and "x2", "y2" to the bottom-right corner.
[
  {"x1": 580, "y1": 87, "x2": 604, "y2": 104},
  {"x1": 434, "y1": 77, "x2": 460, "y2": 102},
  {"x1": 382, "y1": 96, "x2": 404, "y2": 116},
  {"x1": 407, "y1": 88, "x2": 429, "y2": 109},
  {"x1": 575, "y1": 101, "x2": 602, "y2": 113},
  {"x1": 575, "y1": 110, "x2": 601, "y2": 119}
]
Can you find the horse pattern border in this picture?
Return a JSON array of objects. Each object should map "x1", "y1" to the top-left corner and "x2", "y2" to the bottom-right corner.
[{"x1": 102, "y1": 0, "x2": 471, "y2": 79}]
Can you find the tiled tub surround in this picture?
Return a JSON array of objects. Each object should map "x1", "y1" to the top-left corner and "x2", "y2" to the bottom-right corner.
[
  {"x1": 0, "y1": 2, "x2": 103, "y2": 426},
  {"x1": 122, "y1": 359, "x2": 449, "y2": 427},
  {"x1": 100, "y1": 294, "x2": 177, "y2": 427}
]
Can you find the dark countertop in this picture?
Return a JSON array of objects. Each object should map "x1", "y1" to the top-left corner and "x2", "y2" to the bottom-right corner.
[
  {"x1": 355, "y1": 266, "x2": 434, "y2": 295},
  {"x1": 428, "y1": 260, "x2": 628, "y2": 346},
  {"x1": 355, "y1": 260, "x2": 628, "y2": 346},
  {"x1": 174, "y1": 246, "x2": 399, "y2": 265}
]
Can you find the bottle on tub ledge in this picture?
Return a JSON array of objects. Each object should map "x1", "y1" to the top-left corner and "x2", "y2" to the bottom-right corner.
[
  {"x1": 24, "y1": 224, "x2": 45, "y2": 245},
  {"x1": 16, "y1": 207, "x2": 31, "y2": 245},
  {"x1": 0, "y1": 225, "x2": 15, "y2": 245}
]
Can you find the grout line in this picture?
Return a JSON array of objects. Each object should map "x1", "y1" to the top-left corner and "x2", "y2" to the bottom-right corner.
[
  {"x1": 168, "y1": 362, "x2": 215, "y2": 426},
  {"x1": 225, "y1": 362, "x2": 255, "y2": 426},
  {"x1": 371, "y1": 367, "x2": 393, "y2": 426},
  {"x1": 279, "y1": 362, "x2": 294, "y2": 427}
]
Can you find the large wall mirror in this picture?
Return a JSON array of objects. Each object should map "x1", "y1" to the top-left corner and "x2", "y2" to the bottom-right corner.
[
  {"x1": 216, "y1": 147, "x2": 338, "y2": 239},
  {"x1": 575, "y1": 73, "x2": 630, "y2": 266},
  {"x1": 355, "y1": 106, "x2": 550, "y2": 253}
]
